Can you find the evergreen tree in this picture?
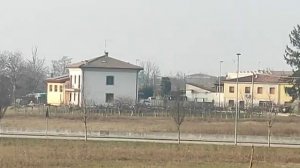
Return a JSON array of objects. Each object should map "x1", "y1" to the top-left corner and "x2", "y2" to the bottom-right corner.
[
  {"x1": 161, "y1": 77, "x2": 171, "y2": 97},
  {"x1": 284, "y1": 25, "x2": 300, "y2": 100}
]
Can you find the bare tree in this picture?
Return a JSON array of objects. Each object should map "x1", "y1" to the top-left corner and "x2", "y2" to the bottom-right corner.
[
  {"x1": 0, "y1": 51, "x2": 24, "y2": 106},
  {"x1": 81, "y1": 99, "x2": 88, "y2": 142},
  {"x1": 51, "y1": 56, "x2": 72, "y2": 77},
  {"x1": 266, "y1": 101, "x2": 277, "y2": 148},
  {"x1": 170, "y1": 99, "x2": 186, "y2": 144},
  {"x1": 26, "y1": 46, "x2": 48, "y2": 93},
  {"x1": 170, "y1": 87, "x2": 186, "y2": 144},
  {"x1": 0, "y1": 75, "x2": 11, "y2": 132},
  {"x1": 138, "y1": 60, "x2": 160, "y2": 88}
]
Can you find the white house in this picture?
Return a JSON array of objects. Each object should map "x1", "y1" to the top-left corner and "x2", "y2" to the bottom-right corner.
[
  {"x1": 66, "y1": 52, "x2": 143, "y2": 106},
  {"x1": 186, "y1": 83, "x2": 224, "y2": 107}
]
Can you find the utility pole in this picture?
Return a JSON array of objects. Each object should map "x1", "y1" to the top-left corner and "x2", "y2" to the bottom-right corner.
[
  {"x1": 235, "y1": 53, "x2": 241, "y2": 145},
  {"x1": 251, "y1": 72, "x2": 254, "y2": 110},
  {"x1": 219, "y1": 61, "x2": 223, "y2": 114}
]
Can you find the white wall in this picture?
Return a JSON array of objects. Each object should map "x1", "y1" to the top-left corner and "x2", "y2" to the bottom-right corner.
[
  {"x1": 186, "y1": 84, "x2": 224, "y2": 106},
  {"x1": 83, "y1": 68, "x2": 138, "y2": 105},
  {"x1": 68, "y1": 68, "x2": 83, "y2": 105}
]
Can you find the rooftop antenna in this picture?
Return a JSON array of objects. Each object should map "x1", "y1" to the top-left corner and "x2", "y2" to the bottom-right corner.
[
  {"x1": 104, "y1": 40, "x2": 107, "y2": 52},
  {"x1": 104, "y1": 40, "x2": 109, "y2": 56}
]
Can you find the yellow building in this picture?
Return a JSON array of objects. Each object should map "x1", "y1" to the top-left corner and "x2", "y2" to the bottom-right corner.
[
  {"x1": 223, "y1": 74, "x2": 293, "y2": 108},
  {"x1": 46, "y1": 75, "x2": 70, "y2": 106}
]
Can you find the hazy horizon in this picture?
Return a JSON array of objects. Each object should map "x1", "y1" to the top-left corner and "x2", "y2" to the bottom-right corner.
[{"x1": 1, "y1": 0, "x2": 299, "y2": 76}]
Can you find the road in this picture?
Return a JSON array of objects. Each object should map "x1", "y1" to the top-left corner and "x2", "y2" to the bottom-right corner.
[{"x1": 1, "y1": 132, "x2": 300, "y2": 148}]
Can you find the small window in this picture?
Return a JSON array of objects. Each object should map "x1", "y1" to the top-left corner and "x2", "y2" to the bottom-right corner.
[
  {"x1": 49, "y1": 85, "x2": 53, "y2": 92},
  {"x1": 54, "y1": 85, "x2": 58, "y2": 92},
  {"x1": 73, "y1": 93, "x2": 76, "y2": 101},
  {"x1": 228, "y1": 100, "x2": 234, "y2": 107},
  {"x1": 229, "y1": 86, "x2": 234, "y2": 93},
  {"x1": 74, "y1": 75, "x2": 77, "y2": 84},
  {"x1": 270, "y1": 87, "x2": 275, "y2": 94},
  {"x1": 106, "y1": 76, "x2": 114, "y2": 85},
  {"x1": 106, "y1": 93, "x2": 114, "y2": 103},
  {"x1": 60, "y1": 85, "x2": 63, "y2": 92},
  {"x1": 257, "y1": 87, "x2": 263, "y2": 94},
  {"x1": 245, "y1": 87, "x2": 250, "y2": 93}
]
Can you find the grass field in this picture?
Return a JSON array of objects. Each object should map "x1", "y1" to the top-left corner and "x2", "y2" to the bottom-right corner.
[
  {"x1": 2, "y1": 107, "x2": 300, "y2": 137},
  {"x1": 0, "y1": 138, "x2": 299, "y2": 168}
]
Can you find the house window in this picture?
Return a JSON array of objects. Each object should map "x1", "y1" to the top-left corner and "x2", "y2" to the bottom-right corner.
[
  {"x1": 228, "y1": 100, "x2": 234, "y2": 107},
  {"x1": 270, "y1": 87, "x2": 275, "y2": 94},
  {"x1": 106, "y1": 76, "x2": 114, "y2": 85},
  {"x1": 49, "y1": 85, "x2": 53, "y2": 92},
  {"x1": 257, "y1": 87, "x2": 263, "y2": 94},
  {"x1": 106, "y1": 93, "x2": 114, "y2": 103},
  {"x1": 60, "y1": 85, "x2": 63, "y2": 92},
  {"x1": 74, "y1": 75, "x2": 77, "y2": 84},
  {"x1": 54, "y1": 85, "x2": 58, "y2": 92},
  {"x1": 73, "y1": 93, "x2": 76, "y2": 101},
  {"x1": 70, "y1": 75, "x2": 72, "y2": 85},
  {"x1": 245, "y1": 87, "x2": 250, "y2": 93},
  {"x1": 229, "y1": 86, "x2": 234, "y2": 93}
]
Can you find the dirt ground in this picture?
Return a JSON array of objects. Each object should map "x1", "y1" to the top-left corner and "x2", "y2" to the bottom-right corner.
[
  {"x1": 0, "y1": 138, "x2": 299, "y2": 168},
  {"x1": 2, "y1": 107, "x2": 300, "y2": 137}
]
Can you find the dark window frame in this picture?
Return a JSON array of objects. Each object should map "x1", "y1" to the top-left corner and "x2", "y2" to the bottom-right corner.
[
  {"x1": 229, "y1": 86, "x2": 234, "y2": 93},
  {"x1": 106, "y1": 76, "x2": 114, "y2": 85},
  {"x1": 228, "y1": 100, "x2": 234, "y2": 107},
  {"x1": 245, "y1": 87, "x2": 251, "y2": 93},
  {"x1": 257, "y1": 87, "x2": 263, "y2": 94},
  {"x1": 106, "y1": 93, "x2": 114, "y2": 103},
  {"x1": 270, "y1": 87, "x2": 275, "y2": 94}
]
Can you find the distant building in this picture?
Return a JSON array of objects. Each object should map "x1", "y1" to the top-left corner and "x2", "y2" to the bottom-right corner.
[
  {"x1": 66, "y1": 52, "x2": 143, "y2": 106},
  {"x1": 185, "y1": 73, "x2": 225, "y2": 106},
  {"x1": 46, "y1": 75, "x2": 70, "y2": 106},
  {"x1": 223, "y1": 74, "x2": 293, "y2": 108}
]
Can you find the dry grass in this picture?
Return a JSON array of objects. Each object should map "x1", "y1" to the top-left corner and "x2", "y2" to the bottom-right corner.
[
  {"x1": 2, "y1": 111, "x2": 300, "y2": 137},
  {"x1": 0, "y1": 138, "x2": 299, "y2": 168}
]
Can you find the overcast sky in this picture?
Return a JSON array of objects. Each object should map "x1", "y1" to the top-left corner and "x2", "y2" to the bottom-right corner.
[{"x1": 1, "y1": 0, "x2": 299, "y2": 76}]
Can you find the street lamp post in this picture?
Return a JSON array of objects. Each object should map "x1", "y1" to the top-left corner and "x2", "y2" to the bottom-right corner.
[
  {"x1": 219, "y1": 61, "x2": 223, "y2": 114},
  {"x1": 235, "y1": 53, "x2": 241, "y2": 145}
]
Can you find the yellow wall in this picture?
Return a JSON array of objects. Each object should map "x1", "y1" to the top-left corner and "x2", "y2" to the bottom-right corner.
[
  {"x1": 278, "y1": 84, "x2": 293, "y2": 105},
  {"x1": 47, "y1": 82, "x2": 65, "y2": 106},
  {"x1": 223, "y1": 82, "x2": 292, "y2": 106}
]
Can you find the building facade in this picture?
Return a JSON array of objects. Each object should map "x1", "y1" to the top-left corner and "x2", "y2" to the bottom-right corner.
[
  {"x1": 223, "y1": 74, "x2": 293, "y2": 108},
  {"x1": 67, "y1": 52, "x2": 143, "y2": 106},
  {"x1": 46, "y1": 75, "x2": 70, "y2": 106}
]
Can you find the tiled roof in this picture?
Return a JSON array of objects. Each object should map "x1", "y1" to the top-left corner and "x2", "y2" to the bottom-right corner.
[
  {"x1": 46, "y1": 75, "x2": 69, "y2": 83},
  {"x1": 186, "y1": 82, "x2": 216, "y2": 92},
  {"x1": 224, "y1": 74, "x2": 293, "y2": 83},
  {"x1": 185, "y1": 73, "x2": 219, "y2": 91},
  {"x1": 67, "y1": 53, "x2": 143, "y2": 70}
]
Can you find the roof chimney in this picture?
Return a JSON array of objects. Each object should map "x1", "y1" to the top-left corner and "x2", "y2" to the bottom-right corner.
[{"x1": 104, "y1": 51, "x2": 109, "y2": 57}]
